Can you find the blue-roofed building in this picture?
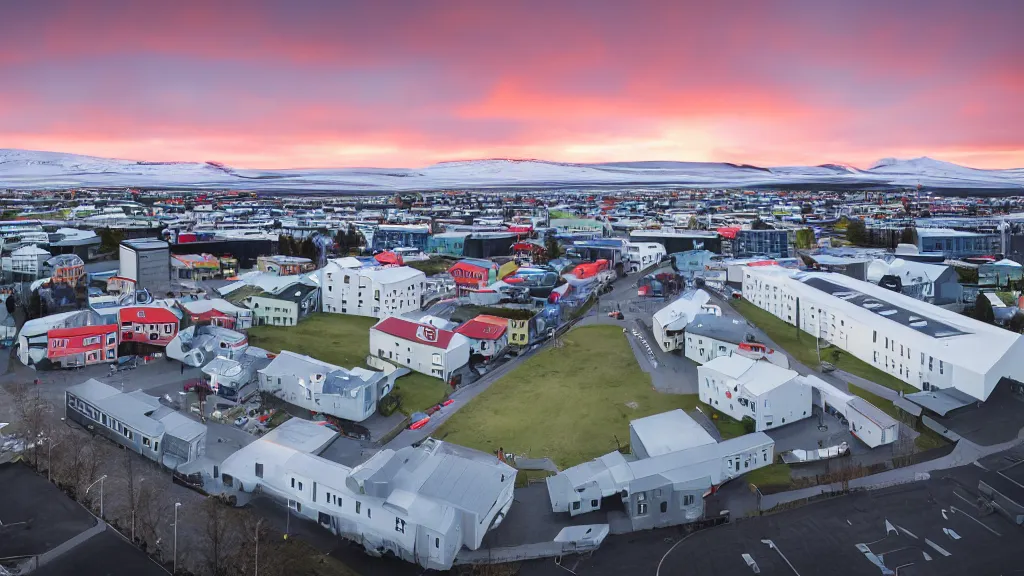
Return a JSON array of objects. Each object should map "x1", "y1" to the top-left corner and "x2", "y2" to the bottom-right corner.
[
  {"x1": 916, "y1": 228, "x2": 1000, "y2": 258},
  {"x1": 370, "y1": 224, "x2": 431, "y2": 252}
]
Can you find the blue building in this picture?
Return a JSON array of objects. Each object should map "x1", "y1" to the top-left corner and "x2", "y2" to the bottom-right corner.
[
  {"x1": 426, "y1": 232, "x2": 470, "y2": 257},
  {"x1": 370, "y1": 224, "x2": 431, "y2": 252},
  {"x1": 732, "y1": 229, "x2": 793, "y2": 258},
  {"x1": 916, "y1": 228, "x2": 1000, "y2": 258}
]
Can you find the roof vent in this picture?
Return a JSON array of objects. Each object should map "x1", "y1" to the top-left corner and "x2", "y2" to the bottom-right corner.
[{"x1": 879, "y1": 309, "x2": 897, "y2": 316}]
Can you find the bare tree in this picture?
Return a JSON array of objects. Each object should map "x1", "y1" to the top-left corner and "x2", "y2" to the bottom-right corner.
[{"x1": 199, "y1": 498, "x2": 240, "y2": 576}]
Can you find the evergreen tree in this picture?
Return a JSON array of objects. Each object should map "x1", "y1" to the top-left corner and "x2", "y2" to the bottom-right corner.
[
  {"x1": 974, "y1": 294, "x2": 995, "y2": 324},
  {"x1": 545, "y1": 235, "x2": 561, "y2": 261},
  {"x1": 899, "y1": 227, "x2": 916, "y2": 246},
  {"x1": 846, "y1": 219, "x2": 867, "y2": 246}
]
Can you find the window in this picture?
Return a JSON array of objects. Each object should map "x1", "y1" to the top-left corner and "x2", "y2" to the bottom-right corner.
[
  {"x1": 591, "y1": 499, "x2": 598, "y2": 508},
  {"x1": 297, "y1": 481, "x2": 303, "y2": 491},
  {"x1": 367, "y1": 508, "x2": 371, "y2": 518},
  {"x1": 356, "y1": 502, "x2": 361, "y2": 514},
  {"x1": 572, "y1": 501, "x2": 580, "y2": 511},
  {"x1": 143, "y1": 437, "x2": 151, "y2": 447},
  {"x1": 636, "y1": 492, "x2": 646, "y2": 502},
  {"x1": 637, "y1": 503, "x2": 648, "y2": 515},
  {"x1": 344, "y1": 275, "x2": 350, "y2": 284},
  {"x1": 291, "y1": 478, "x2": 295, "y2": 488},
  {"x1": 83, "y1": 335, "x2": 101, "y2": 346},
  {"x1": 432, "y1": 353, "x2": 442, "y2": 366},
  {"x1": 255, "y1": 463, "x2": 264, "y2": 478},
  {"x1": 939, "y1": 361, "x2": 944, "y2": 375},
  {"x1": 154, "y1": 441, "x2": 159, "y2": 452},
  {"x1": 885, "y1": 337, "x2": 889, "y2": 348},
  {"x1": 929, "y1": 356, "x2": 933, "y2": 371},
  {"x1": 660, "y1": 501, "x2": 668, "y2": 513},
  {"x1": 395, "y1": 518, "x2": 406, "y2": 533},
  {"x1": 164, "y1": 324, "x2": 175, "y2": 334},
  {"x1": 435, "y1": 538, "x2": 440, "y2": 549},
  {"x1": 125, "y1": 429, "x2": 133, "y2": 440}
]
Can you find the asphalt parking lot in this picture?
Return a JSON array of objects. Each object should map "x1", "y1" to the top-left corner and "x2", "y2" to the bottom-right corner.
[{"x1": 519, "y1": 465, "x2": 1023, "y2": 576}]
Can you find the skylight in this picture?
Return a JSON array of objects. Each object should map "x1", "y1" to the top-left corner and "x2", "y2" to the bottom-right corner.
[{"x1": 879, "y1": 309, "x2": 897, "y2": 316}]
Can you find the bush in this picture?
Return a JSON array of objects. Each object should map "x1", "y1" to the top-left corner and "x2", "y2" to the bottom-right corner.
[
  {"x1": 378, "y1": 393, "x2": 401, "y2": 417},
  {"x1": 741, "y1": 416, "x2": 756, "y2": 434}
]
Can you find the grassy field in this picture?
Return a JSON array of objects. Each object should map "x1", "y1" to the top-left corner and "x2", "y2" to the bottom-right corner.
[
  {"x1": 847, "y1": 383, "x2": 948, "y2": 452},
  {"x1": 701, "y1": 404, "x2": 748, "y2": 439},
  {"x1": 548, "y1": 210, "x2": 575, "y2": 219},
  {"x1": 435, "y1": 325, "x2": 700, "y2": 469},
  {"x1": 247, "y1": 313, "x2": 448, "y2": 415},
  {"x1": 744, "y1": 463, "x2": 792, "y2": 490},
  {"x1": 405, "y1": 257, "x2": 456, "y2": 277},
  {"x1": 996, "y1": 291, "x2": 1017, "y2": 306},
  {"x1": 730, "y1": 298, "x2": 918, "y2": 394}
]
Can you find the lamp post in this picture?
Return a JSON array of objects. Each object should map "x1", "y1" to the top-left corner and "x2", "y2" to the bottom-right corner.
[
  {"x1": 173, "y1": 502, "x2": 182, "y2": 575},
  {"x1": 85, "y1": 475, "x2": 108, "y2": 518}
]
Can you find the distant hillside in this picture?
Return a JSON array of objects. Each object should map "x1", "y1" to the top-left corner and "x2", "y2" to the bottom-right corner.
[{"x1": 1, "y1": 149, "x2": 1021, "y2": 193}]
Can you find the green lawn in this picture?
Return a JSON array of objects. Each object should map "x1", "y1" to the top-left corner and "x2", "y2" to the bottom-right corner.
[
  {"x1": 996, "y1": 291, "x2": 1016, "y2": 306},
  {"x1": 744, "y1": 463, "x2": 792, "y2": 490},
  {"x1": 847, "y1": 383, "x2": 949, "y2": 452},
  {"x1": 248, "y1": 313, "x2": 376, "y2": 367},
  {"x1": 731, "y1": 299, "x2": 917, "y2": 394},
  {"x1": 701, "y1": 404, "x2": 748, "y2": 439},
  {"x1": 248, "y1": 313, "x2": 447, "y2": 415},
  {"x1": 548, "y1": 210, "x2": 575, "y2": 219},
  {"x1": 435, "y1": 325, "x2": 700, "y2": 469},
  {"x1": 406, "y1": 257, "x2": 456, "y2": 277}
]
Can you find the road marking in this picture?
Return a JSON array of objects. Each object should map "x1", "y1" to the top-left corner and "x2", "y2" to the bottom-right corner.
[{"x1": 924, "y1": 538, "x2": 951, "y2": 557}]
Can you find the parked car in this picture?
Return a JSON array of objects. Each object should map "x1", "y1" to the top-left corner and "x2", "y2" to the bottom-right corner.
[{"x1": 234, "y1": 416, "x2": 249, "y2": 427}]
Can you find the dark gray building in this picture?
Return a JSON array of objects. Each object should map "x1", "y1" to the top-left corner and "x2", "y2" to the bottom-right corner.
[{"x1": 119, "y1": 238, "x2": 171, "y2": 295}]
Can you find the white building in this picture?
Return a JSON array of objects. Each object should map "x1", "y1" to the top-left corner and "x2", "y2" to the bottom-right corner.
[
  {"x1": 742, "y1": 266, "x2": 1024, "y2": 401},
  {"x1": 698, "y1": 355, "x2": 812, "y2": 432},
  {"x1": 369, "y1": 317, "x2": 470, "y2": 381},
  {"x1": 219, "y1": 419, "x2": 515, "y2": 571},
  {"x1": 119, "y1": 239, "x2": 171, "y2": 295},
  {"x1": 652, "y1": 289, "x2": 718, "y2": 352},
  {"x1": 684, "y1": 314, "x2": 751, "y2": 364},
  {"x1": 547, "y1": 409, "x2": 774, "y2": 530},
  {"x1": 258, "y1": 350, "x2": 389, "y2": 423},
  {"x1": 321, "y1": 260, "x2": 425, "y2": 319},
  {"x1": 3, "y1": 245, "x2": 51, "y2": 281},
  {"x1": 624, "y1": 242, "x2": 667, "y2": 273},
  {"x1": 797, "y1": 375, "x2": 899, "y2": 449}
]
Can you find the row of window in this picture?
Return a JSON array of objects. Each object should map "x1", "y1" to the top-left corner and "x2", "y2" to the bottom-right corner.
[
  {"x1": 50, "y1": 333, "x2": 117, "y2": 349},
  {"x1": 68, "y1": 395, "x2": 159, "y2": 451}
]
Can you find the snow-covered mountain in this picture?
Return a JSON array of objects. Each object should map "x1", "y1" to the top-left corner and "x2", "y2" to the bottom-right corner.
[{"x1": 1, "y1": 149, "x2": 1021, "y2": 193}]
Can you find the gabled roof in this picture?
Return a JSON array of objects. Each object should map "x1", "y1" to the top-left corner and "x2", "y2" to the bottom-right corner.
[
  {"x1": 454, "y1": 315, "x2": 508, "y2": 340},
  {"x1": 372, "y1": 316, "x2": 463, "y2": 349}
]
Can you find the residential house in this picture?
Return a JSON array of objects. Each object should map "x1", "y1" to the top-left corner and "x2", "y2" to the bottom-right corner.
[
  {"x1": 448, "y1": 258, "x2": 501, "y2": 295},
  {"x1": 4, "y1": 245, "x2": 51, "y2": 281},
  {"x1": 218, "y1": 420, "x2": 514, "y2": 572},
  {"x1": 257, "y1": 255, "x2": 315, "y2": 276},
  {"x1": 369, "y1": 317, "x2": 470, "y2": 381},
  {"x1": 697, "y1": 355, "x2": 812, "y2": 432},
  {"x1": 652, "y1": 289, "x2": 717, "y2": 353},
  {"x1": 546, "y1": 410, "x2": 773, "y2": 530},
  {"x1": 246, "y1": 283, "x2": 320, "y2": 327},
  {"x1": 46, "y1": 324, "x2": 119, "y2": 368},
  {"x1": 17, "y1": 309, "x2": 110, "y2": 368},
  {"x1": 171, "y1": 253, "x2": 222, "y2": 281},
  {"x1": 118, "y1": 305, "x2": 181, "y2": 350},
  {"x1": 321, "y1": 261, "x2": 425, "y2": 319},
  {"x1": 683, "y1": 314, "x2": 751, "y2": 364},
  {"x1": 454, "y1": 315, "x2": 509, "y2": 359},
  {"x1": 258, "y1": 350, "x2": 388, "y2": 423},
  {"x1": 179, "y1": 298, "x2": 253, "y2": 331}
]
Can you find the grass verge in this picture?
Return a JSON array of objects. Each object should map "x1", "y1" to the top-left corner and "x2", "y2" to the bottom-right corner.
[
  {"x1": 730, "y1": 298, "x2": 917, "y2": 394},
  {"x1": 744, "y1": 463, "x2": 792, "y2": 491},
  {"x1": 435, "y1": 325, "x2": 700, "y2": 469}
]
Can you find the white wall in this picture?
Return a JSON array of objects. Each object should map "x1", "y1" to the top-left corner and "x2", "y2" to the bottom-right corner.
[
  {"x1": 249, "y1": 296, "x2": 298, "y2": 326},
  {"x1": 322, "y1": 265, "x2": 425, "y2": 319},
  {"x1": 369, "y1": 331, "x2": 470, "y2": 380},
  {"x1": 685, "y1": 334, "x2": 738, "y2": 364},
  {"x1": 758, "y1": 380, "x2": 812, "y2": 431}
]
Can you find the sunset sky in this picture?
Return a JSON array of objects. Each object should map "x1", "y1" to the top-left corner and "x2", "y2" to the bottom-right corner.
[{"x1": 1, "y1": 0, "x2": 1021, "y2": 169}]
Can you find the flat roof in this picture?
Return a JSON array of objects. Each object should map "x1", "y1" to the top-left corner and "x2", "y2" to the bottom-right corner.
[
  {"x1": 685, "y1": 314, "x2": 750, "y2": 344},
  {"x1": 630, "y1": 410, "x2": 716, "y2": 457},
  {"x1": 801, "y1": 275, "x2": 966, "y2": 338},
  {"x1": 847, "y1": 397, "x2": 899, "y2": 429},
  {"x1": 0, "y1": 464, "x2": 96, "y2": 559},
  {"x1": 121, "y1": 238, "x2": 168, "y2": 251}
]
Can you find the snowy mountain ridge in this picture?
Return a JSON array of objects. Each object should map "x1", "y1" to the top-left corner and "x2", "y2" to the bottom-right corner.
[{"x1": 0, "y1": 149, "x2": 1021, "y2": 193}]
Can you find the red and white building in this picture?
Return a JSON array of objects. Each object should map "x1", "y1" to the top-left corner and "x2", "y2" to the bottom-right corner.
[
  {"x1": 179, "y1": 298, "x2": 253, "y2": 331},
  {"x1": 118, "y1": 306, "x2": 181, "y2": 349},
  {"x1": 47, "y1": 324, "x2": 119, "y2": 368},
  {"x1": 369, "y1": 317, "x2": 470, "y2": 381},
  {"x1": 454, "y1": 315, "x2": 509, "y2": 359}
]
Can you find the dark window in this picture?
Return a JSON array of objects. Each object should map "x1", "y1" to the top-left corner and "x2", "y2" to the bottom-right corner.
[
  {"x1": 660, "y1": 501, "x2": 668, "y2": 513},
  {"x1": 591, "y1": 499, "x2": 598, "y2": 508},
  {"x1": 255, "y1": 463, "x2": 263, "y2": 478},
  {"x1": 435, "y1": 537, "x2": 440, "y2": 549},
  {"x1": 572, "y1": 501, "x2": 580, "y2": 511}
]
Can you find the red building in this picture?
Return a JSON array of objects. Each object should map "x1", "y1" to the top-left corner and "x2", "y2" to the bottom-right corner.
[
  {"x1": 448, "y1": 258, "x2": 500, "y2": 294},
  {"x1": 47, "y1": 324, "x2": 119, "y2": 368},
  {"x1": 118, "y1": 306, "x2": 181, "y2": 348}
]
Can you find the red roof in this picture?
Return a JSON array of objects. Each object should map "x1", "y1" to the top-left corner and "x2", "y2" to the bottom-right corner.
[
  {"x1": 372, "y1": 317, "x2": 457, "y2": 349},
  {"x1": 455, "y1": 316, "x2": 508, "y2": 340},
  {"x1": 49, "y1": 324, "x2": 117, "y2": 339}
]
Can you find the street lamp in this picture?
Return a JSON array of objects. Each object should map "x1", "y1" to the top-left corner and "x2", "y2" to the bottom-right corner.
[
  {"x1": 173, "y1": 502, "x2": 182, "y2": 575},
  {"x1": 85, "y1": 475, "x2": 108, "y2": 518}
]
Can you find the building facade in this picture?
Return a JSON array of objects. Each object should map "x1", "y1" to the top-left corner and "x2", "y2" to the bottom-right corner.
[
  {"x1": 369, "y1": 317, "x2": 470, "y2": 381},
  {"x1": 258, "y1": 351, "x2": 388, "y2": 423},
  {"x1": 119, "y1": 239, "x2": 171, "y2": 295},
  {"x1": 742, "y1": 266, "x2": 1024, "y2": 401},
  {"x1": 321, "y1": 262, "x2": 425, "y2": 319},
  {"x1": 47, "y1": 324, "x2": 119, "y2": 368},
  {"x1": 118, "y1": 305, "x2": 181, "y2": 349},
  {"x1": 697, "y1": 355, "x2": 812, "y2": 432}
]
